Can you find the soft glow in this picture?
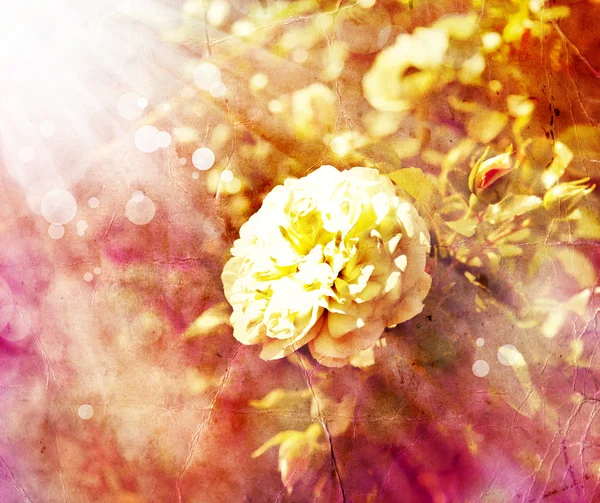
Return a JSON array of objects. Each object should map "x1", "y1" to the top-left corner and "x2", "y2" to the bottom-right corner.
[
  {"x1": 0, "y1": 0, "x2": 187, "y2": 208},
  {"x1": 39, "y1": 120, "x2": 56, "y2": 137}
]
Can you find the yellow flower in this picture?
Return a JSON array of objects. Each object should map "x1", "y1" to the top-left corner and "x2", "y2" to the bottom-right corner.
[
  {"x1": 222, "y1": 165, "x2": 431, "y2": 367},
  {"x1": 363, "y1": 14, "x2": 483, "y2": 112}
]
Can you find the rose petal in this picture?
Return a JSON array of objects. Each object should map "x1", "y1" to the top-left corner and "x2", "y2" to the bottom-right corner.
[{"x1": 386, "y1": 272, "x2": 432, "y2": 327}]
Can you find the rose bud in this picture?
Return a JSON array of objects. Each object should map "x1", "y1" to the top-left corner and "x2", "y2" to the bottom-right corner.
[
  {"x1": 468, "y1": 151, "x2": 515, "y2": 204},
  {"x1": 543, "y1": 177, "x2": 595, "y2": 217}
]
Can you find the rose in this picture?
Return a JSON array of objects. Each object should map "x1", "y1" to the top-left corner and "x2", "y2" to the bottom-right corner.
[
  {"x1": 222, "y1": 165, "x2": 431, "y2": 367},
  {"x1": 468, "y1": 151, "x2": 515, "y2": 204}
]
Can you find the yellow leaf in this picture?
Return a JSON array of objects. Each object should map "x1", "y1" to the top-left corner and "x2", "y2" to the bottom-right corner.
[
  {"x1": 182, "y1": 302, "x2": 231, "y2": 339},
  {"x1": 388, "y1": 167, "x2": 442, "y2": 211},
  {"x1": 444, "y1": 217, "x2": 478, "y2": 237},
  {"x1": 467, "y1": 109, "x2": 508, "y2": 143},
  {"x1": 554, "y1": 249, "x2": 597, "y2": 289},
  {"x1": 251, "y1": 430, "x2": 296, "y2": 459},
  {"x1": 483, "y1": 195, "x2": 542, "y2": 224},
  {"x1": 541, "y1": 141, "x2": 573, "y2": 189},
  {"x1": 250, "y1": 389, "x2": 288, "y2": 409}
]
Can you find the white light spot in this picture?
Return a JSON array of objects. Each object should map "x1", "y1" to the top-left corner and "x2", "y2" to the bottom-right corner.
[
  {"x1": 48, "y1": 224, "x2": 65, "y2": 240},
  {"x1": 134, "y1": 125, "x2": 160, "y2": 153},
  {"x1": 209, "y1": 81, "x2": 227, "y2": 98},
  {"x1": 292, "y1": 48, "x2": 309, "y2": 64},
  {"x1": 220, "y1": 169, "x2": 234, "y2": 182},
  {"x1": 194, "y1": 63, "x2": 221, "y2": 91},
  {"x1": 118, "y1": 93, "x2": 146, "y2": 120},
  {"x1": 77, "y1": 230, "x2": 85, "y2": 237},
  {"x1": 250, "y1": 73, "x2": 268, "y2": 92},
  {"x1": 225, "y1": 177, "x2": 242, "y2": 194},
  {"x1": 132, "y1": 191, "x2": 144, "y2": 203},
  {"x1": 158, "y1": 131, "x2": 171, "y2": 148},
  {"x1": 126, "y1": 195, "x2": 156, "y2": 225},
  {"x1": 93, "y1": 267, "x2": 101, "y2": 275},
  {"x1": 161, "y1": 103, "x2": 171, "y2": 112},
  {"x1": 76, "y1": 220, "x2": 88, "y2": 231},
  {"x1": 41, "y1": 189, "x2": 77, "y2": 225},
  {"x1": 498, "y1": 344, "x2": 522, "y2": 366},
  {"x1": 137, "y1": 97, "x2": 148, "y2": 109},
  {"x1": 541, "y1": 171, "x2": 557, "y2": 190},
  {"x1": 179, "y1": 157, "x2": 187, "y2": 165},
  {"x1": 192, "y1": 172, "x2": 200, "y2": 179},
  {"x1": 39, "y1": 120, "x2": 56, "y2": 137},
  {"x1": 472, "y1": 360, "x2": 490, "y2": 377},
  {"x1": 192, "y1": 147, "x2": 215, "y2": 171},
  {"x1": 267, "y1": 99, "x2": 283, "y2": 114},
  {"x1": 78, "y1": 404, "x2": 94, "y2": 420},
  {"x1": 476, "y1": 338, "x2": 485, "y2": 347},
  {"x1": 83, "y1": 272, "x2": 94, "y2": 282},
  {"x1": 18, "y1": 147, "x2": 35, "y2": 163},
  {"x1": 88, "y1": 197, "x2": 100, "y2": 209}
]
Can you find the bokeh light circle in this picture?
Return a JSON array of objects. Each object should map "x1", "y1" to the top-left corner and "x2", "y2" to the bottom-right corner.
[
  {"x1": 498, "y1": 344, "x2": 521, "y2": 366},
  {"x1": 134, "y1": 125, "x2": 160, "y2": 153},
  {"x1": 472, "y1": 360, "x2": 490, "y2": 377},
  {"x1": 221, "y1": 169, "x2": 234, "y2": 182},
  {"x1": 126, "y1": 193, "x2": 156, "y2": 225},
  {"x1": 41, "y1": 189, "x2": 78, "y2": 225},
  {"x1": 192, "y1": 147, "x2": 215, "y2": 171},
  {"x1": 78, "y1": 404, "x2": 94, "y2": 420},
  {"x1": 194, "y1": 63, "x2": 221, "y2": 91},
  {"x1": 210, "y1": 81, "x2": 227, "y2": 98},
  {"x1": 48, "y1": 223, "x2": 65, "y2": 239}
]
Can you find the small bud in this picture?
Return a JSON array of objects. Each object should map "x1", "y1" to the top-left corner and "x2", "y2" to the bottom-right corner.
[
  {"x1": 469, "y1": 150, "x2": 515, "y2": 204},
  {"x1": 543, "y1": 178, "x2": 595, "y2": 217}
]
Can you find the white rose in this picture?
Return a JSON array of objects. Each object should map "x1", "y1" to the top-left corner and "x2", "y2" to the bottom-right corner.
[{"x1": 222, "y1": 165, "x2": 431, "y2": 367}]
